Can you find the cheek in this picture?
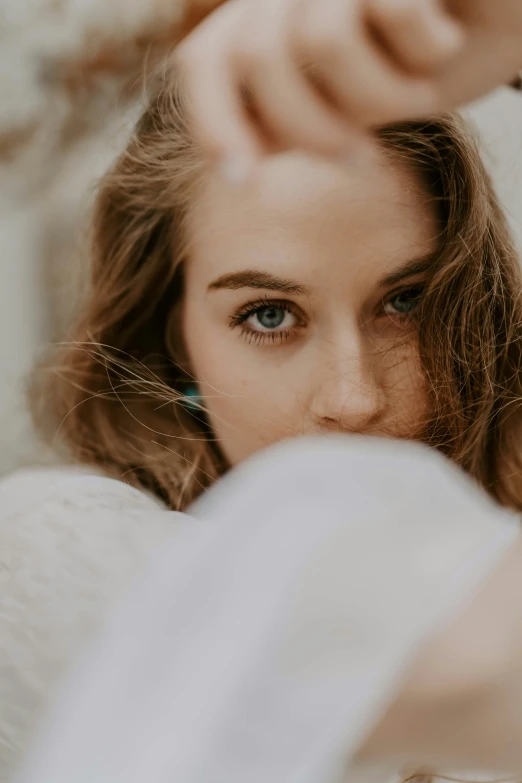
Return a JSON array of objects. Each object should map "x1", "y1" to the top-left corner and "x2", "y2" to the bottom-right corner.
[
  {"x1": 381, "y1": 339, "x2": 430, "y2": 433},
  {"x1": 182, "y1": 307, "x2": 302, "y2": 465}
]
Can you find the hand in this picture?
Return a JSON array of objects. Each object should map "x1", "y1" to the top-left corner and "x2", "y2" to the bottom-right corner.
[{"x1": 177, "y1": 0, "x2": 465, "y2": 180}]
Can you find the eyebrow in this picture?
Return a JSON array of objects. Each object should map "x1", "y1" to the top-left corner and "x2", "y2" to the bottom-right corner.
[
  {"x1": 208, "y1": 270, "x2": 310, "y2": 296},
  {"x1": 378, "y1": 254, "x2": 436, "y2": 288},
  {"x1": 208, "y1": 254, "x2": 436, "y2": 297}
]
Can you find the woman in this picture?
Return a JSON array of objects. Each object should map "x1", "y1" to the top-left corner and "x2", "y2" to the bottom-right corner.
[{"x1": 2, "y1": 0, "x2": 522, "y2": 779}]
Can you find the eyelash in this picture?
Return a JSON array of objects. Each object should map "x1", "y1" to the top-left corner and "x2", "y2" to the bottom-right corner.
[
  {"x1": 229, "y1": 284, "x2": 425, "y2": 346},
  {"x1": 229, "y1": 296, "x2": 305, "y2": 345},
  {"x1": 379, "y1": 283, "x2": 426, "y2": 319}
]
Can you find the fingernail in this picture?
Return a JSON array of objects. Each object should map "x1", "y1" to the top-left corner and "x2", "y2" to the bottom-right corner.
[{"x1": 219, "y1": 155, "x2": 253, "y2": 185}]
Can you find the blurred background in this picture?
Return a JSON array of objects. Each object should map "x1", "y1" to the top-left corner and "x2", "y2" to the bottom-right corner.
[{"x1": 1, "y1": 10, "x2": 521, "y2": 477}]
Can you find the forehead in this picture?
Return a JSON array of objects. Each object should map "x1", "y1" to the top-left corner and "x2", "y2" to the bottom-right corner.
[{"x1": 187, "y1": 150, "x2": 437, "y2": 286}]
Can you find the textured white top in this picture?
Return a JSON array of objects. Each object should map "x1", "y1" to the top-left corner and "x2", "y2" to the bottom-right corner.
[
  {"x1": 0, "y1": 468, "x2": 178, "y2": 782},
  {"x1": 3, "y1": 439, "x2": 520, "y2": 783}
]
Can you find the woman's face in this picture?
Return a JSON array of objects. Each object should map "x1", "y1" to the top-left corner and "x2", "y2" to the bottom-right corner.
[{"x1": 181, "y1": 150, "x2": 437, "y2": 466}]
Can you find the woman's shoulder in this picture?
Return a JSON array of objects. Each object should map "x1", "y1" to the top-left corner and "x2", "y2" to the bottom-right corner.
[
  {"x1": 0, "y1": 465, "x2": 165, "y2": 515},
  {"x1": 0, "y1": 465, "x2": 181, "y2": 618},
  {"x1": 0, "y1": 467, "x2": 180, "y2": 579},
  {"x1": 0, "y1": 466, "x2": 182, "y2": 778}
]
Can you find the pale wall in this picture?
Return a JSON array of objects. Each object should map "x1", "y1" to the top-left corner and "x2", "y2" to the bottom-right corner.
[{"x1": 466, "y1": 89, "x2": 522, "y2": 249}]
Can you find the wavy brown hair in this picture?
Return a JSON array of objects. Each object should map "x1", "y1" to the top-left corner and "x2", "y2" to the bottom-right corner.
[{"x1": 31, "y1": 63, "x2": 522, "y2": 511}]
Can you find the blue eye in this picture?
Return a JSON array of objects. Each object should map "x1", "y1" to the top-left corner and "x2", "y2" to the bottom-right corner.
[
  {"x1": 247, "y1": 306, "x2": 296, "y2": 332},
  {"x1": 253, "y1": 306, "x2": 287, "y2": 329},
  {"x1": 230, "y1": 297, "x2": 305, "y2": 345},
  {"x1": 384, "y1": 285, "x2": 424, "y2": 316}
]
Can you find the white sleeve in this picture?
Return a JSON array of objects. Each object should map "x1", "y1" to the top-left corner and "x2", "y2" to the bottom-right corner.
[
  {"x1": 14, "y1": 437, "x2": 520, "y2": 783},
  {"x1": 0, "y1": 469, "x2": 179, "y2": 781}
]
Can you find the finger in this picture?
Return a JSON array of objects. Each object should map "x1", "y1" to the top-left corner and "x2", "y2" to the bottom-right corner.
[
  {"x1": 176, "y1": 6, "x2": 261, "y2": 182},
  {"x1": 237, "y1": 28, "x2": 363, "y2": 158},
  {"x1": 368, "y1": 0, "x2": 465, "y2": 74},
  {"x1": 293, "y1": 0, "x2": 440, "y2": 128}
]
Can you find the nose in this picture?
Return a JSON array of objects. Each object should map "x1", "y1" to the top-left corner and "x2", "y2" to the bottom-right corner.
[{"x1": 309, "y1": 335, "x2": 384, "y2": 434}]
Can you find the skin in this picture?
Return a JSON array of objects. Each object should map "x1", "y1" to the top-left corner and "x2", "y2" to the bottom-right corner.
[
  {"x1": 178, "y1": 0, "x2": 464, "y2": 174},
  {"x1": 177, "y1": 0, "x2": 522, "y2": 176},
  {"x1": 181, "y1": 149, "x2": 435, "y2": 466}
]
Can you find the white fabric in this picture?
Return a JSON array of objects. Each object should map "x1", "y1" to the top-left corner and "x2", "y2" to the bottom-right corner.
[
  {"x1": 11, "y1": 437, "x2": 520, "y2": 783},
  {"x1": 0, "y1": 467, "x2": 180, "y2": 782}
]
